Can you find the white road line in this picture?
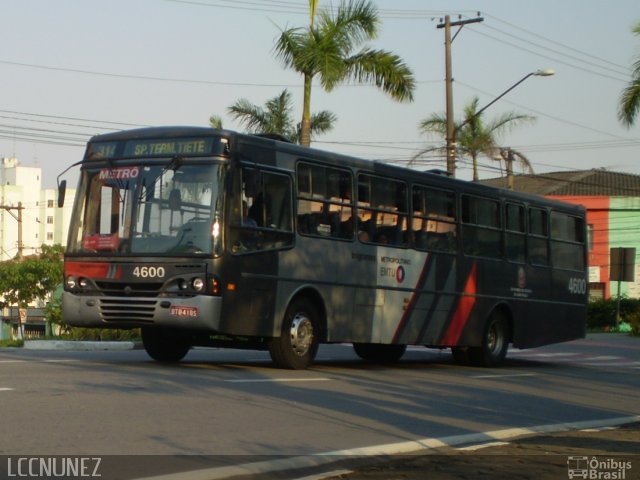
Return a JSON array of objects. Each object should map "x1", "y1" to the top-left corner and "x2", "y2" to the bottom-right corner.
[
  {"x1": 457, "y1": 441, "x2": 510, "y2": 451},
  {"x1": 472, "y1": 373, "x2": 539, "y2": 379},
  {"x1": 512, "y1": 352, "x2": 581, "y2": 357},
  {"x1": 0, "y1": 388, "x2": 14, "y2": 391},
  {"x1": 0, "y1": 360, "x2": 26, "y2": 363},
  {"x1": 225, "y1": 378, "x2": 331, "y2": 383},
  {"x1": 133, "y1": 415, "x2": 640, "y2": 480},
  {"x1": 582, "y1": 356, "x2": 623, "y2": 361}
]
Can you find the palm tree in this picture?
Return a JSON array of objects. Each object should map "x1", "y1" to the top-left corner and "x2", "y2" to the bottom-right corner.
[
  {"x1": 619, "y1": 21, "x2": 640, "y2": 127},
  {"x1": 417, "y1": 97, "x2": 535, "y2": 181},
  {"x1": 274, "y1": 0, "x2": 415, "y2": 147},
  {"x1": 209, "y1": 89, "x2": 336, "y2": 144}
]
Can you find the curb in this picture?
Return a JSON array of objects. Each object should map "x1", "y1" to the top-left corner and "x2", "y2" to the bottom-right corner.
[
  {"x1": 135, "y1": 415, "x2": 640, "y2": 480},
  {"x1": 23, "y1": 340, "x2": 140, "y2": 351}
]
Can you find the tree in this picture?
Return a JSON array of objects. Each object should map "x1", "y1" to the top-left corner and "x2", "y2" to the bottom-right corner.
[
  {"x1": 619, "y1": 21, "x2": 640, "y2": 127},
  {"x1": 417, "y1": 97, "x2": 535, "y2": 181},
  {"x1": 274, "y1": 0, "x2": 415, "y2": 147},
  {"x1": 210, "y1": 89, "x2": 336, "y2": 144},
  {"x1": 0, "y1": 244, "x2": 64, "y2": 338}
]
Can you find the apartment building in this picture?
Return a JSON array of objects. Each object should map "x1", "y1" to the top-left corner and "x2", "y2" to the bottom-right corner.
[{"x1": 0, "y1": 157, "x2": 74, "y2": 261}]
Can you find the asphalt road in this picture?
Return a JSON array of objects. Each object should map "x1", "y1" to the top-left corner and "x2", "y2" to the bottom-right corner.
[{"x1": 0, "y1": 333, "x2": 638, "y2": 479}]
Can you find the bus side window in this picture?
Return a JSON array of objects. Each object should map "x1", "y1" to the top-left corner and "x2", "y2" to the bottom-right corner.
[
  {"x1": 550, "y1": 211, "x2": 585, "y2": 271},
  {"x1": 412, "y1": 185, "x2": 457, "y2": 252},
  {"x1": 528, "y1": 207, "x2": 549, "y2": 266},
  {"x1": 232, "y1": 169, "x2": 294, "y2": 253},
  {"x1": 296, "y1": 162, "x2": 353, "y2": 240},
  {"x1": 505, "y1": 203, "x2": 526, "y2": 263},
  {"x1": 357, "y1": 174, "x2": 408, "y2": 246},
  {"x1": 461, "y1": 195, "x2": 501, "y2": 258}
]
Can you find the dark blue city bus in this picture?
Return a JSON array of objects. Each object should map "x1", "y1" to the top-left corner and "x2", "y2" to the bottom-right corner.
[{"x1": 59, "y1": 126, "x2": 587, "y2": 369}]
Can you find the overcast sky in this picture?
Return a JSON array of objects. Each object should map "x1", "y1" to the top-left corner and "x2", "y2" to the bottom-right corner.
[{"x1": 1, "y1": 0, "x2": 639, "y2": 188}]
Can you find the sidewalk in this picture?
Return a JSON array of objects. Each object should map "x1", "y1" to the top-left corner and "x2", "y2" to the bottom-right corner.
[
  {"x1": 322, "y1": 422, "x2": 640, "y2": 480},
  {"x1": 23, "y1": 339, "x2": 139, "y2": 351}
]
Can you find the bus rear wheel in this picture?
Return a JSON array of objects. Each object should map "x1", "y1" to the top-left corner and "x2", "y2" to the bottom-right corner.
[
  {"x1": 141, "y1": 327, "x2": 191, "y2": 363},
  {"x1": 353, "y1": 343, "x2": 407, "y2": 364},
  {"x1": 469, "y1": 311, "x2": 509, "y2": 367},
  {"x1": 268, "y1": 298, "x2": 319, "y2": 370}
]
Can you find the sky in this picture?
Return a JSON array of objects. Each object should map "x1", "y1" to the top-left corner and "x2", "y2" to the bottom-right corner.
[{"x1": 1, "y1": 0, "x2": 639, "y2": 188}]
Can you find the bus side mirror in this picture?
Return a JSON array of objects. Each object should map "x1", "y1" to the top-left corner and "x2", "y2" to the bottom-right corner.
[{"x1": 58, "y1": 180, "x2": 67, "y2": 208}]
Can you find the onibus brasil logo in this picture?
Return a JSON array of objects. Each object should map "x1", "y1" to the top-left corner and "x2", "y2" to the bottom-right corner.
[{"x1": 567, "y1": 456, "x2": 632, "y2": 479}]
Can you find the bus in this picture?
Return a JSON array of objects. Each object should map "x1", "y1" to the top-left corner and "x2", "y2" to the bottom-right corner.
[{"x1": 58, "y1": 126, "x2": 587, "y2": 369}]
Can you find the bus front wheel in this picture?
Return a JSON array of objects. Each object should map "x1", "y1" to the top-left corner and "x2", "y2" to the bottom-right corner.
[
  {"x1": 469, "y1": 311, "x2": 509, "y2": 367},
  {"x1": 268, "y1": 298, "x2": 319, "y2": 370},
  {"x1": 353, "y1": 343, "x2": 407, "y2": 364},
  {"x1": 141, "y1": 327, "x2": 191, "y2": 363}
]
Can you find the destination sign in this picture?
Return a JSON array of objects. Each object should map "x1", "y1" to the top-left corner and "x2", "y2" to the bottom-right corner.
[
  {"x1": 123, "y1": 138, "x2": 213, "y2": 157},
  {"x1": 87, "y1": 137, "x2": 221, "y2": 160}
]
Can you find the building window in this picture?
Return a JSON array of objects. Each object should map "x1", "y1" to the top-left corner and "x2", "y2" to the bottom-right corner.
[
  {"x1": 587, "y1": 224, "x2": 594, "y2": 251},
  {"x1": 46, "y1": 216, "x2": 54, "y2": 224},
  {"x1": 47, "y1": 232, "x2": 54, "y2": 241},
  {"x1": 47, "y1": 199, "x2": 54, "y2": 208}
]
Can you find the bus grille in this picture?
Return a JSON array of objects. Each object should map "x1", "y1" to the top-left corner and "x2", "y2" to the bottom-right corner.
[
  {"x1": 95, "y1": 281, "x2": 163, "y2": 297},
  {"x1": 99, "y1": 298, "x2": 157, "y2": 323}
]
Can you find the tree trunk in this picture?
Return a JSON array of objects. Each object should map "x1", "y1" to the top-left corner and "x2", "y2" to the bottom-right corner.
[
  {"x1": 300, "y1": 73, "x2": 313, "y2": 147},
  {"x1": 472, "y1": 153, "x2": 479, "y2": 182}
]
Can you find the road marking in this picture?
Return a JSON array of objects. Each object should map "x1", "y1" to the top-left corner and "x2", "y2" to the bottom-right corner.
[
  {"x1": 0, "y1": 388, "x2": 14, "y2": 392},
  {"x1": 133, "y1": 415, "x2": 640, "y2": 480},
  {"x1": 225, "y1": 378, "x2": 331, "y2": 384},
  {"x1": 509, "y1": 352, "x2": 580, "y2": 357},
  {"x1": 457, "y1": 441, "x2": 510, "y2": 451},
  {"x1": 472, "y1": 373, "x2": 538, "y2": 379},
  {"x1": 294, "y1": 470, "x2": 353, "y2": 480},
  {"x1": 0, "y1": 360, "x2": 26, "y2": 363}
]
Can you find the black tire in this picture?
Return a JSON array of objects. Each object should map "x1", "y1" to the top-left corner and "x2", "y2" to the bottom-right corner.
[
  {"x1": 353, "y1": 343, "x2": 407, "y2": 364},
  {"x1": 469, "y1": 311, "x2": 509, "y2": 367},
  {"x1": 141, "y1": 327, "x2": 191, "y2": 363},
  {"x1": 268, "y1": 298, "x2": 320, "y2": 370},
  {"x1": 451, "y1": 346, "x2": 471, "y2": 365}
]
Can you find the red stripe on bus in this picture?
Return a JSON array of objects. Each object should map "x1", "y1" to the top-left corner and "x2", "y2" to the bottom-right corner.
[
  {"x1": 440, "y1": 262, "x2": 477, "y2": 346},
  {"x1": 64, "y1": 261, "x2": 121, "y2": 280},
  {"x1": 392, "y1": 254, "x2": 433, "y2": 343}
]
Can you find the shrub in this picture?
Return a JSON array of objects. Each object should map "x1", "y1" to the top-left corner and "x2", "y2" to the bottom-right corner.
[
  {"x1": 60, "y1": 328, "x2": 140, "y2": 341},
  {"x1": 588, "y1": 297, "x2": 640, "y2": 334}
]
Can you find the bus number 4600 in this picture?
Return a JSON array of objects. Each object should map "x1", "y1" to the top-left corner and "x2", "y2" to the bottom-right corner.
[
  {"x1": 133, "y1": 266, "x2": 166, "y2": 278},
  {"x1": 568, "y1": 277, "x2": 586, "y2": 294}
]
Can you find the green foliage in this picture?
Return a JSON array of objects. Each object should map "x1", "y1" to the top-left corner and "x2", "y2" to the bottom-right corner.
[
  {"x1": 587, "y1": 297, "x2": 640, "y2": 335},
  {"x1": 417, "y1": 96, "x2": 535, "y2": 181},
  {"x1": 0, "y1": 244, "x2": 64, "y2": 310},
  {"x1": 0, "y1": 338, "x2": 24, "y2": 348},
  {"x1": 211, "y1": 89, "x2": 337, "y2": 144},
  {"x1": 59, "y1": 328, "x2": 140, "y2": 341},
  {"x1": 618, "y1": 20, "x2": 640, "y2": 127},
  {"x1": 274, "y1": 0, "x2": 414, "y2": 146}
]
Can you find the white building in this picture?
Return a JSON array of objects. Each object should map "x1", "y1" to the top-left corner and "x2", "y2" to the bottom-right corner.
[{"x1": 0, "y1": 157, "x2": 75, "y2": 261}]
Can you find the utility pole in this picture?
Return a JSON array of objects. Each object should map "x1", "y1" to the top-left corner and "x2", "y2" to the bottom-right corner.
[
  {"x1": 1, "y1": 202, "x2": 24, "y2": 258},
  {"x1": 437, "y1": 14, "x2": 484, "y2": 177}
]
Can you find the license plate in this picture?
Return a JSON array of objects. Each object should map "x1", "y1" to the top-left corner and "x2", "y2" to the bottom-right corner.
[{"x1": 170, "y1": 306, "x2": 199, "y2": 317}]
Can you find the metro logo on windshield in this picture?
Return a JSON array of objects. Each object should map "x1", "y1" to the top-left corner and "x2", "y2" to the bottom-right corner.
[{"x1": 99, "y1": 167, "x2": 140, "y2": 180}]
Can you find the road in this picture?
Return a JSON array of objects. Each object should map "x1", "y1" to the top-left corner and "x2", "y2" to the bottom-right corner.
[{"x1": 0, "y1": 333, "x2": 638, "y2": 479}]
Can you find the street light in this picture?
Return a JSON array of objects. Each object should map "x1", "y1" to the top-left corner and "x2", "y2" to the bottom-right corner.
[{"x1": 446, "y1": 68, "x2": 555, "y2": 178}]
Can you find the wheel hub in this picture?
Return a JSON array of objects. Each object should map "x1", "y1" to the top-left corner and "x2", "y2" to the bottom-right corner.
[{"x1": 289, "y1": 313, "x2": 314, "y2": 356}]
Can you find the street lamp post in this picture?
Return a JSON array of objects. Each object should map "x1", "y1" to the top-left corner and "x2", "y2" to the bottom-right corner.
[{"x1": 446, "y1": 68, "x2": 555, "y2": 178}]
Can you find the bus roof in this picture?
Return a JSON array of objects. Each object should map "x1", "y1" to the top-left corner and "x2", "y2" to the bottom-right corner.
[{"x1": 88, "y1": 126, "x2": 585, "y2": 216}]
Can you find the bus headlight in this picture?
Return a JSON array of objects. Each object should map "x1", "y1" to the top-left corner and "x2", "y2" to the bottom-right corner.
[
  {"x1": 78, "y1": 278, "x2": 89, "y2": 289},
  {"x1": 65, "y1": 276, "x2": 77, "y2": 290},
  {"x1": 192, "y1": 277, "x2": 205, "y2": 292}
]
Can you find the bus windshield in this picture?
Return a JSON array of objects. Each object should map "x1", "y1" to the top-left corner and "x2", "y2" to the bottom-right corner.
[{"x1": 67, "y1": 162, "x2": 225, "y2": 256}]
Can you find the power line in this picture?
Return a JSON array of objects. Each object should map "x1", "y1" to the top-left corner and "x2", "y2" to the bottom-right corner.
[{"x1": 482, "y1": 13, "x2": 628, "y2": 74}]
